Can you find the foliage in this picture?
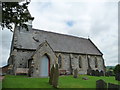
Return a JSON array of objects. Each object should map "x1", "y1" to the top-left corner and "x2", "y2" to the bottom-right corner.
[
  {"x1": 3, "y1": 75, "x2": 120, "y2": 88},
  {"x1": 1, "y1": 1, "x2": 34, "y2": 31},
  {"x1": 106, "y1": 66, "x2": 115, "y2": 72},
  {"x1": 114, "y1": 64, "x2": 120, "y2": 74}
]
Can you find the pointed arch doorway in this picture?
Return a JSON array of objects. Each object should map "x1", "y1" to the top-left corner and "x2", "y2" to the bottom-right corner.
[{"x1": 40, "y1": 55, "x2": 50, "y2": 77}]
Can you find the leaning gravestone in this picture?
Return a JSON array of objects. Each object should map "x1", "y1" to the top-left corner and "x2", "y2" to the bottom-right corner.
[
  {"x1": 52, "y1": 64, "x2": 59, "y2": 88},
  {"x1": 73, "y1": 68, "x2": 78, "y2": 78},
  {"x1": 100, "y1": 70, "x2": 104, "y2": 76},
  {"x1": 108, "y1": 83, "x2": 120, "y2": 90},
  {"x1": 115, "y1": 73, "x2": 120, "y2": 81},
  {"x1": 96, "y1": 79, "x2": 107, "y2": 90},
  {"x1": 49, "y1": 65, "x2": 55, "y2": 85}
]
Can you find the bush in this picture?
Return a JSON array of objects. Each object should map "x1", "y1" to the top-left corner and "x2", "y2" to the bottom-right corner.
[
  {"x1": 114, "y1": 64, "x2": 120, "y2": 81},
  {"x1": 114, "y1": 64, "x2": 120, "y2": 74}
]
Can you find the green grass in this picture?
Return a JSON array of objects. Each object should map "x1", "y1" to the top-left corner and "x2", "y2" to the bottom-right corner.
[
  {"x1": 2, "y1": 75, "x2": 120, "y2": 88},
  {"x1": 59, "y1": 75, "x2": 120, "y2": 88},
  {"x1": 2, "y1": 75, "x2": 53, "y2": 88},
  {"x1": 0, "y1": 81, "x2": 2, "y2": 89}
]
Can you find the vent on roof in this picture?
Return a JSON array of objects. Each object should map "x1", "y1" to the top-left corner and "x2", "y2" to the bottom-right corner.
[{"x1": 33, "y1": 37, "x2": 39, "y2": 42}]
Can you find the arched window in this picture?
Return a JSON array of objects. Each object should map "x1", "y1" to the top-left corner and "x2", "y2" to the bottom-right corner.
[
  {"x1": 58, "y1": 55, "x2": 62, "y2": 68},
  {"x1": 79, "y1": 56, "x2": 82, "y2": 68},
  {"x1": 95, "y1": 57, "x2": 98, "y2": 68},
  {"x1": 87, "y1": 56, "x2": 91, "y2": 69}
]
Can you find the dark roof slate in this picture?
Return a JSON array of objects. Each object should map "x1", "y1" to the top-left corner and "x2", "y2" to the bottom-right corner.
[{"x1": 15, "y1": 28, "x2": 103, "y2": 55}]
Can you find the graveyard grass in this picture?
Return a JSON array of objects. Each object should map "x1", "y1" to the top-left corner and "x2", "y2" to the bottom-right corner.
[{"x1": 2, "y1": 75, "x2": 120, "y2": 88}]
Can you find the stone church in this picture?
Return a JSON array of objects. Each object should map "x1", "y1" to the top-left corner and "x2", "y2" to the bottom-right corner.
[{"x1": 8, "y1": 11, "x2": 105, "y2": 77}]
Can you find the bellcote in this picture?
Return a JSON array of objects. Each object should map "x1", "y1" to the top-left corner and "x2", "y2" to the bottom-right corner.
[{"x1": 22, "y1": 9, "x2": 34, "y2": 31}]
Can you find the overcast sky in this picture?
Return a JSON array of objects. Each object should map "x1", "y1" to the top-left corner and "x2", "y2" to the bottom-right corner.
[{"x1": 0, "y1": 0, "x2": 119, "y2": 67}]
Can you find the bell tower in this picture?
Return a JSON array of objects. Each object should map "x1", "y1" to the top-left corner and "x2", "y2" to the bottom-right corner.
[{"x1": 23, "y1": 9, "x2": 34, "y2": 31}]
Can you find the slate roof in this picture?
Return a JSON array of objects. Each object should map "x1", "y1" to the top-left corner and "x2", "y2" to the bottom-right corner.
[{"x1": 15, "y1": 28, "x2": 103, "y2": 55}]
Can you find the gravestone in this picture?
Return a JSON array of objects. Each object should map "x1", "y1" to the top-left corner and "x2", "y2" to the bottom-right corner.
[
  {"x1": 115, "y1": 73, "x2": 120, "y2": 81},
  {"x1": 115, "y1": 73, "x2": 118, "y2": 80},
  {"x1": 96, "y1": 79, "x2": 107, "y2": 90},
  {"x1": 91, "y1": 70, "x2": 95, "y2": 76},
  {"x1": 73, "y1": 68, "x2": 78, "y2": 78},
  {"x1": 118, "y1": 73, "x2": 120, "y2": 81},
  {"x1": 105, "y1": 72, "x2": 109, "y2": 77},
  {"x1": 109, "y1": 71, "x2": 113, "y2": 76},
  {"x1": 52, "y1": 64, "x2": 59, "y2": 88},
  {"x1": 87, "y1": 69, "x2": 92, "y2": 75},
  {"x1": 82, "y1": 77, "x2": 89, "y2": 80},
  {"x1": 49, "y1": 65, "x2": 55, "y2": 85},
  {"x1": 100, "y1": 70, "x2": 104, "y2": 76},
  {"x1": 49, "y1": 64, "x2": 59, "y2": 88},
  {"x1": 108, "y1": 83, "x2": 119, "y2": 90},
  {"x1": 95, "y1": 70, "x2": 100, "y2": 76}
]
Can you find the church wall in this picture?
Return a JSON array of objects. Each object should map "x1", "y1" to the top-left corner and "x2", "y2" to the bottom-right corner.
[
  {"x1": 10, "y1": 49, "x2": 105, "y2": 75},
  {"x1": 88, "y1": 55, "x2": 96, "y2": 69},
  {"x1": 12, "y1": 49, "x2": 34, "y2": 74},
  {"x1": 59, "y1": 53, "x2": 70, "y2": 70},
  {"x1": 96, "y1": 56, "x2": 105, "y2": 71},
  {"x1": 79, "y1": 55, "x2": 89, "y2": 74},
  {"x1": 55, "y1": 52, "x2": 88, "y2": 74},
  {"x1": 88, "y1": 55, "x2": 105, "y2": 71},
  {"x1": 55, "y1": 52, "x2": 105, "y2": 75}
]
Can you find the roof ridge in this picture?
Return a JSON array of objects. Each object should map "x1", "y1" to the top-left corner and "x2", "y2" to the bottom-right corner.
[
  {"x1": 32, "y1": 28, "x2": 88, "y2": 40},
  {"x1": 13, "y1": 28, "x2": 102, "y2": 55}
]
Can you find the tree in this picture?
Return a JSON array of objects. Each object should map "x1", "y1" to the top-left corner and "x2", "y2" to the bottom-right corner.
[
  {"x1": 114, "y1": 64, "x2": 120, "y2": 74},
  {"x1": 1, "y1": 1, "x2": 34, "y2": 31},
  {"x1": 114, "y1": 64, "x2": 120, "y2": 81}
]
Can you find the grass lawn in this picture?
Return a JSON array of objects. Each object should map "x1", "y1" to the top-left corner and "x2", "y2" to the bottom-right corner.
[
  {"x1": 0, "y1": 81, "x2": 2, "y2": 90},
  {"x1": 2, "y1": 75, "x2": 120, "y2": 88}
]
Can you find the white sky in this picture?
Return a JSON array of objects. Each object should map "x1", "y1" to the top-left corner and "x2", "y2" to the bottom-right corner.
[{"x1": 0, "y1": 0, "x2": 119, "y2": 67}]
